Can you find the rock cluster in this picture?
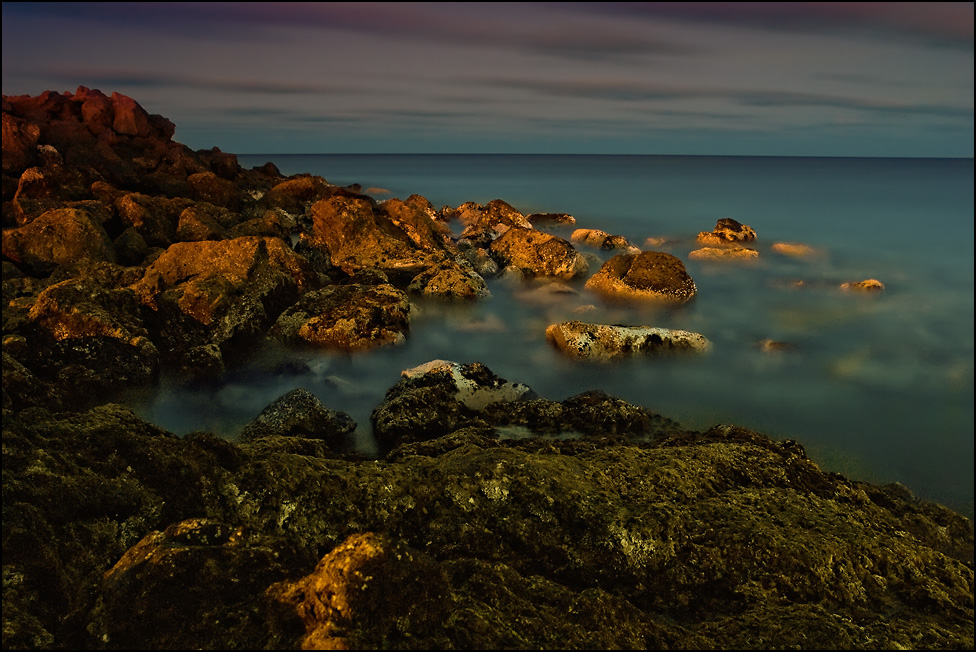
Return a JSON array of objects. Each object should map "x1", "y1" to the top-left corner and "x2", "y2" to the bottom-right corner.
[{"x1": 2, "y1": 90, "x2": 967, "y2": 650}]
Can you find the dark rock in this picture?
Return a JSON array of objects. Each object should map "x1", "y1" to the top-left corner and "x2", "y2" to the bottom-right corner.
[{"x1": 239, "y1": 388, "x2": 356, "y2": 450}]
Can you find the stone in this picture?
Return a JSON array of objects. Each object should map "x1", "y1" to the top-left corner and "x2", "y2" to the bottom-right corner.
[
  {"x1": 488, "y1": 226, "x2": 589, "y2": 280},
  {"x1": 771, "y1": 242, "x2": 819, "y2": 258},
  {"x1": 1, "y1": 207, "x2": 116, "y2": 275},
  {"x1": 238, "y1": 387, "x2": 356, "y2": 449},
  {"x1": 545, "y1": 320, "x2": 711, "y2": 361},
  {"x1": 269, "y1": 283, "x2": 411, "y2": 351},
  {"x1": 407, "y1": 256, "x2": 490, "y2": 301},
  {"x1": 696, "y1": 218, "x2": 757, "y2": 247},
  {"x1": 571, "y1": 228, "x2": 640, "y2": 253},
  {"x1": 841, "y1": 278, "x2": 885, "y2": 292},
  {"x1": 688, "y1": 246, "x2": 759, "y2": 261},
  {"x1": 584, "y1": 251, "x2": 697, "y2": 304}
]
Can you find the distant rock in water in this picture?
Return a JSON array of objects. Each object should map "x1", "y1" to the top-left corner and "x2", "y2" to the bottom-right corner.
[
  {"x1": 841, "y1": 278, "x2": 885, "y2": 292},
  {"x1": 488, "y1": 226, "x2": 589, "y2": 280},
  {"x1": 771, "y1": 242, "x2": 820, "y2": 258},
  {"x1": 570, "y1": 228, "x2": 640, "y2": 253},
  {"x1": 526, "y1": 212, "x2": 576, "y2": 226},
  {"x1": 584, "y1": 251, "x2": 697, "y2": 304},
  {"x1": 696, "y1": 217, "x2": 757, "y2": 247},
  {"x1": 546, "y1": 320, "x2": 711, "y2": 361},
  {"x1": 688, "y1": 246, "x2": 759, "y2": 262}
]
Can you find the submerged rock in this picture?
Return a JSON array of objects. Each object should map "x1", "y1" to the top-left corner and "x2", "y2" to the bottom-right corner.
[
  {"x1": 584, "y1": 251, "x2": 697, "y2": 304},
  {"x1": 546, "y1": 320, "x2": 712, "y2": 361},
  {"x1": 841, "y1": 278, "x2": 885, "y2": 292},
  {"x1": 688, "y1": 246, "x2": 759, "y2": 261}
]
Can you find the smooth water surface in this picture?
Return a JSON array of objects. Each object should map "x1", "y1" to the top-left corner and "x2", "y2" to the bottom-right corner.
[{"x1": 135, "y1": 155, "x2": 975, "y2": 518}]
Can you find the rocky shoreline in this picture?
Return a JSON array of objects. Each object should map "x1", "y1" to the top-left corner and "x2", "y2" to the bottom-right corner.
[{"x1": 3, "y1": 88, "x2": 973, "y2": 649}]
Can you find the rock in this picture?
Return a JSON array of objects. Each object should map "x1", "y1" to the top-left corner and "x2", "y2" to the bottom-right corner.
[
  {"x1": 688, "y1": 246, "x2": 759, "y2": 261},
  {"x1": 488, "y1": 226, "x2": 589, "y2": 280},
  {"x1": 571, "y1": 228, "x2": 640, "y2": 253},
  {"x1": 238, "y1": 388, "x2": 356, "y2": 449},
  {"x1": 545, "y1": 320, "x2": 712, "y2": 361},
  {"x1": 372, "y1": 360, "x2": 536, "y2": 453},
  {"x1": 454, "y1": 199, "x2": 533, "y2": 245},
  {"x1": 1, "y1": 207, "x2": 117, "y2": 275},
  {"x1": 696, "y1": 218, "x2": 757, "y2": 247},
  {"x1": 527, "y1": 212, "x2": 576, "y2": 226},
  {"x1": 309, "y1": 194, "x2": 439, "y2": 280},
  {"x1": 381, "y1": 195, "x2": 453, "y2": 250},
  {"x1": 269, "y1": 283, "x2": 411, "y2": 351},
  {"x1": 267, "y1": 532, "x2": 449, "y2": 650},
  {"x1": 584, "y1": 251, "x2": 697, "y2": 304},
  {"x1": 771, "y1": 242, "x2": 819, "y2": 258},
  {"x1": 131, "y1": 236, "x2": 317, "y2": 374},
  {"x1": 841, "y1": 279, "x2": 885, "y2": 292},
  {"x1": 407, "y1": 256, "x2": 490, "y2": 301}
]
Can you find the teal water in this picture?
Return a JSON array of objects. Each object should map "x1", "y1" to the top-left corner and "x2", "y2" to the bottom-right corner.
[{"x1": 140, "y1": 155, "x2": 975, "y2": 518}]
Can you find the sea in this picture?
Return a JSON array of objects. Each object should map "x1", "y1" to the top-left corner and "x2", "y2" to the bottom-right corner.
[{"x1": 132, "y1": 154, "x2": 975, "y2": 519}]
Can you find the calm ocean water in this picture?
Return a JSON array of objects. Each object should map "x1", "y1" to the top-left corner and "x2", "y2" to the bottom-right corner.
[{"x1": 138, "y1": 155, "x2": 975, "y2": 518}]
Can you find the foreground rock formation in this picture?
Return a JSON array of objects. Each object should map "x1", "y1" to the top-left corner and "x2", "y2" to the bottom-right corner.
[{"x1": 2, "y1": 89, "x2": 973, "y2": 650}]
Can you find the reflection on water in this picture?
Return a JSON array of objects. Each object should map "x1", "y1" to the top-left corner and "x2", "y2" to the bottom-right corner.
[{"x1": 130, "y1": 155, "x2": 974, "y2": 518}]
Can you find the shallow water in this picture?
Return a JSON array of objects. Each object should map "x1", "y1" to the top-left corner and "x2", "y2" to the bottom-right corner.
[{"x1": 132, "y1": 155, "x2": 975, "y2": 518}]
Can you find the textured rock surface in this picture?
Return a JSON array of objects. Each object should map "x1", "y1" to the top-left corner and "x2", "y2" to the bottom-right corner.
[
  {"x1": 488, "y1": 226, "x2": 589, "y2": 280},
  {"x1": 546, "y1": 320, "x2": 712, "y2": 361},
  {"x1": 688, "y1": 246, "x2": 759, "y2": 261},
  {"x1": 3, "y1": 89, "x2": 972, "y2": 651},
  {"x1": 696, "y1": 217, "x2": 757, "y2": 247},
  {"x1": 584, "y1": 251, "x2": 698, "y2": 304}
]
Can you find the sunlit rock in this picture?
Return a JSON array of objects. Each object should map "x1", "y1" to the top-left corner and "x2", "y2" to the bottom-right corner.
[
  {"x1": 571, "y1": 228, "x2": 640, "y2": 253},
  {"x1": 688, "y1": 246, "x2": 759, "y2": 261},
  {"x1": 841, "y1": 278, "x2": 885, "y2": 292},
  {"x1": 267, "y1": 532, "x2": 448, "y2": 650},
  {"x1": 546, "y1": 320, "x2": 711, "y2": 361},
  {"x1": 488, "y1": 226, "x2": 589, "y2": 280},
  {"x1": 2, "y1": 207, "x2": 116, "y2": 274},
  {"x1": 584, "y1": 251, "x2": 697, "y2": 304},
  {"x1": 407, "y1": 256, "x2": 490, "y2": 301},
  {"x1": 771, "y1": 242, "x2": 820, "y2": 258},
  {"x1": 451, "y1": 198, "x2": 533, "y2": 246},
  {"x1": 696, "y1": 217, "x2": 757, "y2": 247},
  {"x1": 269, "y1": 283, "x2": 410, "y2": 351}
]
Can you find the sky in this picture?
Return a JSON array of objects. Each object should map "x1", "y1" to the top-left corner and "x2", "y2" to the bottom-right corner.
[{"x1": 2, "y1": 2, "x2": 973, "y2": 157}]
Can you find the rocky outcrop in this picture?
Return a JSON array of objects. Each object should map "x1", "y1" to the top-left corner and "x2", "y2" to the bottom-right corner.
[
  {"x1": 2, "y1": 393, "x2": 972, "y2": 650},
  {"x1": 584, "y1": 251, "x2": 697, "y2": 304},
  {"x1": 696, "y1": 218, "x2": 757, "y2": 247},
  {"x1": 2, "y1": 207, "x2": 117, "y2": 274},
  {"x1": 546, "y1": 321, "x2": 712, "y2": 361}
]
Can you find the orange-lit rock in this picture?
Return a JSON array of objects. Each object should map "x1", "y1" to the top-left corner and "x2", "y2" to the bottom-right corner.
[{"x1": 584, "y1": 251, "x2": 697, "y2": 304}]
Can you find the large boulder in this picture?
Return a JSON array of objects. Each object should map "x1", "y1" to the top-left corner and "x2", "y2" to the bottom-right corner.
[
  {"x1": 488, "y1": 226, "x2": 589, "y2": 280},
  {"x1": 546, "y1": 321, "x2": 712, "y2": 361},
  {"x1": 130, "y1": 236, "x2": 317, "y2": 376},
  {"x1": 2, "y1": 207, "x2": 117, "y2": 275},
  {"x1": 584, "y1": 251, "x2": 697, "y2": 304}
]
